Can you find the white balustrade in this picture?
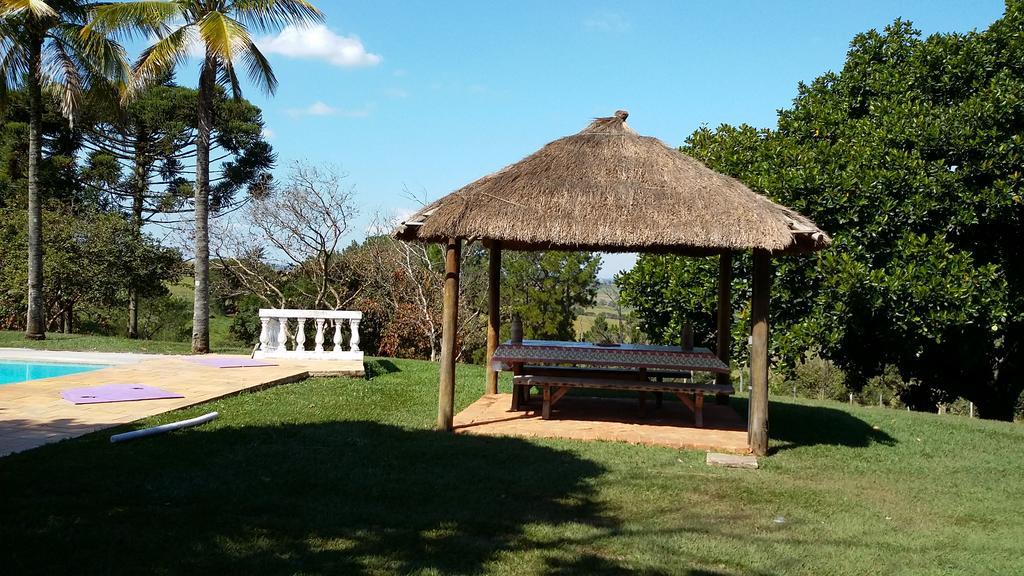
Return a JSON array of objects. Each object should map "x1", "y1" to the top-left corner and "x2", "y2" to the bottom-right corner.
[{"x1": 254, "y1": 309, "x2": 364, "y2": 361}]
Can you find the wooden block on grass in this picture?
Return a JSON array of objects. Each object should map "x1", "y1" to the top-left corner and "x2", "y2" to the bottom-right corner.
[{"x1": 706, "y1": 452, "x2": 759, "y2": 469}]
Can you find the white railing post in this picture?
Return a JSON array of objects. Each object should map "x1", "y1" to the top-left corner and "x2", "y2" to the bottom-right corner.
[
  {"x1": 295, "y1": 318, "x2": 307, "y2": 352},
  {"x1": 259, "y1": 317, "x2": 271, "y2": 352},
  {"x1": 255, "y1": 309, "x2": 363, "y2": 361},
  {"x1": 276, "y1": 318, "x2": 289, "y2": 353},
  {"x1": 314, "y1": 318, "x2": 326, "y2": 353},
  {"x1": 350, "y1": 318, "x2": 361, "y2": 352}
]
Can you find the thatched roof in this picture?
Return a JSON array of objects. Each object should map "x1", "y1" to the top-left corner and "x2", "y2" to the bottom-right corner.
[{"x1": 394, "y1": 111, "x2": 830, "y2": 255}]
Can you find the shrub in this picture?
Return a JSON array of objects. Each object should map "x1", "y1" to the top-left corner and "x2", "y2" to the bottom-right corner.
[
  {"x1": 229, "y1": 296, "x2": 263, "y2": 346},
  {"x1": 945, "y1": 397, "x2": 974, "y2": 417},
  {"x1": 786, "y1": 350, "x2": 847, "y2": 401},
  {"x1": 77, "y1": 295, "x2": 192, "y2": 342},
  {"x1": 138, "y1": 296, "x2": 193, "y2": 342},
  {"x1": 858, "y1": 365, "x2": 908, "y2": 408}
]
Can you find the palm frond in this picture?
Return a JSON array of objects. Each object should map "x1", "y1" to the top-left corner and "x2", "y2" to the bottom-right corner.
[
  {"x1": 217, "y1": 57, "x2": 242, "y2": 100},
  {"x1": 230, "y1": 0, "x2": 324, "y2": 33},
  {"x1": 0, "y1": 17, "x2": 29, "y2": 79},
  {"x1": 0, "y1": 0, "x2": 57, "y2": 19},
  {"x1": 197, "y1": 10, "x2": 248, "y2": 64},
  {"x1": 0, "y1": 34, "x2": 29, "y2": 105},
  {"x1": 84, "y1": 0, "x2": 182, "y2": 41},
  {"x1": 129, "y1": 22, "x2": 192, "y2": 100},
  {"x1": 54, "y1": 22, "x2": 128, "y2": 88},
  {"x1": 40, "y1": 37, "x2": 83, "y2": 121},
  {"x1": 240, "y1": 38, "x2": 275, "y2": 95}
]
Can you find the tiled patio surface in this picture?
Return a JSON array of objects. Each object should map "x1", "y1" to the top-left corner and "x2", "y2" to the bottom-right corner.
[
  {"x1": 453, "y1": 393, "x2": 750, "y2": 453},
  {"x1": 0, "y1": 355, "x2": 363, "y2": 457}
]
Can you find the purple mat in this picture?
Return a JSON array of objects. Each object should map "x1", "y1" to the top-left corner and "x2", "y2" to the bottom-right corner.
[
  {"x1": 186, "y1": 357, "x2": 278, "y2": 368},
  {"x1": 61, "y1": 384, "x2": 184, "y2": 405}
]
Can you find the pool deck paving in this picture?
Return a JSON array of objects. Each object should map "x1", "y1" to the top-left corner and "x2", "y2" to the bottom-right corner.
[
  {"x1": 453, "y1": 393, "x2": 751, "y2": 454},
  {"x1": 0, "y1": 352, "x2": 363, "y2": 457}
]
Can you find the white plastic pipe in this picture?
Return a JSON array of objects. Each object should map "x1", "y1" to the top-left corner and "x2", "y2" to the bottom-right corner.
[{"x1": 110, "y1": 412, "x2": 219, "y2": 443}]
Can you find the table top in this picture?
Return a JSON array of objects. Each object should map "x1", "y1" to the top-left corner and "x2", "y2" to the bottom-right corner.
[{"x1": 491, "y1": 340, "x2": 729, "y2": 374}]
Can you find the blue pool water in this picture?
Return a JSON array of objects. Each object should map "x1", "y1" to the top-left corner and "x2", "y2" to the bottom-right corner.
[{"x1": 0, "y1": 361, "x2": 109, "y2": 385}]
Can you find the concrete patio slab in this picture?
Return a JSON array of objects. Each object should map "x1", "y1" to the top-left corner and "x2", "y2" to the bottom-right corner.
[
  {"x1": 0, "y1": 354, "x2": 363, "y2": 457},
  {"x1": 453, "y1": 393, "x2": 750, "y2": 453}
]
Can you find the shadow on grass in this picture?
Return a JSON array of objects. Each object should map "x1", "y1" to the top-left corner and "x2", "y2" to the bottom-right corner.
[
  {"x1": 363, "y1": 358, "x2": 401, "y2": 379},
  {"x1": 1, "y1": 420, "x2": 619, "y2": 575},
  {"x1": 730, "y1": 397, "x2": 897, "y2": 454}
]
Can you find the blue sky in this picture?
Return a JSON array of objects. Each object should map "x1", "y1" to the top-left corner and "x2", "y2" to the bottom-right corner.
[{"x1": 166, "y1": 0, "x2": 1005, "y2": 278}]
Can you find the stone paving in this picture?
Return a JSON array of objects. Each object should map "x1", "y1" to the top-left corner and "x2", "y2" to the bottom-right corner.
[
  {"x1": 0, "y1": 353, "x2": 363, "y2": 457},
  {"x1": 453, "y1": 393, "x2": 750, "y2": 453}
]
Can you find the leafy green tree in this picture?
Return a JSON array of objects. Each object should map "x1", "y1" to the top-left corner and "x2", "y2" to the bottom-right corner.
[
  {"x1": 582, "y1": 313, "x2": 612, "y2": 343},
  {"x1": 0, "y1": 88, "x2": 84, "y2": 208},
  {"x1": 503, "y1": 251, "x2": 601, "y2": 341},
  {"x1": 618, "y1": 7, "x2": 1024, "y2": 419},
  {"x1": 0, "y1": 203, "x2": 181, "y2": 332},
  {"x1": 616, "y1": 255, "x2": 747, "y2": 352},
  {"x1": 81, "y1": 80, "x2": 273, "y2": 337},
  {"x1": 88, "y1": 0, "x2": 324, "y2": 353},
  {"x1": 0, "y1": 0, "x2": 127, "y2": 340}
]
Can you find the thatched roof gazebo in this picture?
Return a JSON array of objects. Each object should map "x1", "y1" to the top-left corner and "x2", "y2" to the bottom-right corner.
[{"x1": 395, "y1": 110, "x2": 830, "y2": 455}]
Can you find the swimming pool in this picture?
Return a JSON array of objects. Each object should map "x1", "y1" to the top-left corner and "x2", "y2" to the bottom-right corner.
[{"x1": 0, "y1": 361, "x2": 109, "y2": 385}]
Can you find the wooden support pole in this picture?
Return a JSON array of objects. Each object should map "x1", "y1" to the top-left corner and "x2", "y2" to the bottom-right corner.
[
  {"x1": 485, "y1": 242, "x2": 502, "y2": 395},
  {"x1": 715, "y1": 252, "x2": 733, "y2": 405},
  {"x1": 748, "y1": 249, "x2": 771, "y2": 456},
  {"x1": 437, "y1": 237, "x2": 462, "y2": 432}
]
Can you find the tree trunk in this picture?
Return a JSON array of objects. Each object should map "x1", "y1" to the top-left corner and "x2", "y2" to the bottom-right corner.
[
  {"x1": 437, "y1": 238, "x2": 462, "y2": 431},
  {"x1": 715, "y1": 252, "x2": 733, "y2": 404},
  {"x1": 748, "y1": 250, "x2": 772, "y2": 456},
  {"x1": 25, "y1": 38, "x2": 45, "y2": 340},
  {"x1": 127, "y1": 131, "x2": 149, "y2": 339},
  {"x1": 128, "y1": 288, "x2": 139, "y2": 339},
  {"x1": 191, "y1": 57, "x2": 216, "y2": 353},
  {"x1": 485, "y1": 242, "x2": 501, "y2": 395},
  {"x1": 62, "y1": 304, "x2": 72, "y2": 334}
]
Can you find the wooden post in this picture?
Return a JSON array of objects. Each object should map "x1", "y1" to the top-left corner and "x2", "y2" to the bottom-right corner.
[
  {"x1": 485, "y1": 242, "x2": 502, "y2": 395},
  {"x1": 437, "y1": 237, "x2": 462, "y2": 432},
  {"x1": 715, "y1": 252, "x2": 733, "y2": 404},
  {"x1": 748, "y1": 249, "x2": 771, "y2": 456}
]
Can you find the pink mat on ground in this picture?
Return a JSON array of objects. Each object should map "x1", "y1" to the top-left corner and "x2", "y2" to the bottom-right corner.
[
  {"x1": 61, "y1": 384, "x2": 184, "y2": 405},
  {"x1": 185, "y1": 357, "x2": 277, "y2": 368}
]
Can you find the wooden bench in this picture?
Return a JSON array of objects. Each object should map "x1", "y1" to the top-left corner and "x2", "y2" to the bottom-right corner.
[
  {"x1": 513, "y1": 375, "x2": 734, "y2": 427},
  {"x1": 512, "y1": 365, "x2": 695, "y2": 411},
  {"x1": 520, "y1": 365, "x2": 692, "y2": 381}
]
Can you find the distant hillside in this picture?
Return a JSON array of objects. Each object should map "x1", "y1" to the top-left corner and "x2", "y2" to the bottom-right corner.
[{"x1": 575, "y1": 281, "x2": 636, "y2": 340}]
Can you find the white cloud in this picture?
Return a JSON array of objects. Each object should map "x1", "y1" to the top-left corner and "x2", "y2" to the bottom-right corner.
[
  {"x1": 286, "y1": 101, "x2": 375, "y2": 118},
  {"x1": 383, "y1": 87, "x2": 408, "y2": 99},
  {"x1": 262, "y1": 127, "x2": 276, "y2": 140},
  {"x1": 306, "y1": 101, "x2": 339, "y2": 116},
  {"x1": 258, "y1": 24, "x2": 381, "y2": 68}
]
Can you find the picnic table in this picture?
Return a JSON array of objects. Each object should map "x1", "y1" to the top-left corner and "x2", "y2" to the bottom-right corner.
[{"x1": 491, "y1": 340, "x2": 732, "y2": 426}]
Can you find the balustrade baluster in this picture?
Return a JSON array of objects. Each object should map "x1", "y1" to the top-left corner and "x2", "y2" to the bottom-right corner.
[
  {"x1": 295, "y1": 318, "x2": 307, "y2": 352},
  {"x1": 314, "y1": 319, "x2": 326, "y2": 353},
  {"x1": 350, "y1": 319, "x2": 361, "y2": 352},
  {"x1": 259, "y1": 317, "x2": 271, "y2": 352},
  {"x1": 276, "y1": 318, "x2": 289, "y2": 353}
]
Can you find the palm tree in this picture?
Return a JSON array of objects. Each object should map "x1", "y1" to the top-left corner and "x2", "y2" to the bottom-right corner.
[
  {"x1": 87, "y1": 0, "x2": 323, "y2": 353},
  {"x1": 0, "y1": 0, "x2": 128, "y2": 340}
]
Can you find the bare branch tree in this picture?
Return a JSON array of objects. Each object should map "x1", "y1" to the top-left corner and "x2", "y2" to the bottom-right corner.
[{"x1": 213, "y1": 161, "x2": 358, "y2": 309}]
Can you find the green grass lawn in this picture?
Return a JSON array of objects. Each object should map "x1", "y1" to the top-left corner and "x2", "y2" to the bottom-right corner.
[
  {"x1": 0, "y1": 330, "x2": 251, "y2": 355},
  {"x1": 1, "y1": 358, "x2": 1022, "y2": 575}
]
